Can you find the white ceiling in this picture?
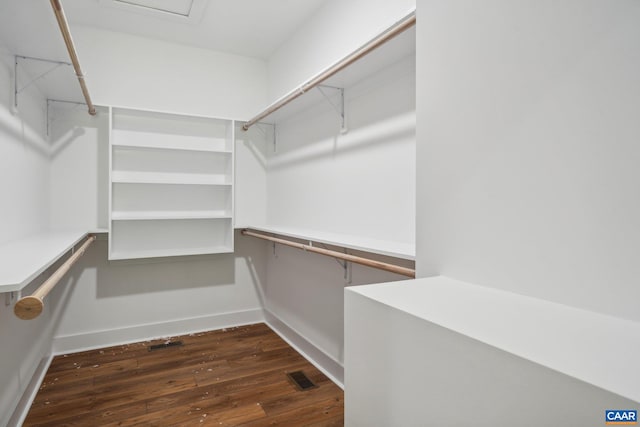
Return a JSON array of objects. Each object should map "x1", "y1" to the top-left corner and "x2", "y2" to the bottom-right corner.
[
  {"x1": 0, "y1": 0, "x2": 327, "y2": 61},
  {"x1": 0, "y1": 0, "x2": 327, "y2": 104},
  {"x1": 69, "y1": 0, "x2": 326, "y2": 60}
]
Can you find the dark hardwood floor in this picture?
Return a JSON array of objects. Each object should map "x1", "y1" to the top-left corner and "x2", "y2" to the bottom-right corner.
[{"x1": 24, "y1": 323, "x2": 344, "y2": 426}]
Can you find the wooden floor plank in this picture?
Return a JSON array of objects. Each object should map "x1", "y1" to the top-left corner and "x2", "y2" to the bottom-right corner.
[{"x1": 24, "y1": 323, "x2": 344, "y2": 426}]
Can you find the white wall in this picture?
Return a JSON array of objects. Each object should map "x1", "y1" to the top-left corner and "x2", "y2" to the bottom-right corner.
[
  {"x1": 48, "y1": 104, "x2": 109, "y2": 231},
  {"x1": 259, "y1": 6, "x2": 416, "y2": 383},
  {"x1": 0, "y1": 45, "x2": 64, "y2": 427},
  {"x1": 0, "y1": 47, "x2": 49, "y2": 244},
  {"x1": 416, "y1": 0, "x2": 640, "y2": 322},
  {"x1": 266, "y1": 55, "x2": 416, "y2": 243},
  {"x1": 234, "y1": 123, "x2": 268, "y2": 228},
  {"x1": 52, "y1": 233, "x2": 266, "y2": 353},
  {"x1": 267, "y1": 0, "x2": 415, "y2": 102},
  {"x1": 73, "y1": 26, "x2": 268, "y2": 120}
]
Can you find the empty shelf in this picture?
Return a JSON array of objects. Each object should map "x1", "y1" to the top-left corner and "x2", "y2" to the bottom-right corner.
[
  {"x1": 111, "y1": 210, "x2": 232, "y2": 221},
  {"x1": 111, "y1": 171, "x2": 231, "y2": 186},
  {"x1": 241, "y1": 225, "x2": 414, "y2": 260},
  {"x1": 0, "y1": 230, "x2": 92, "y2": 292}
]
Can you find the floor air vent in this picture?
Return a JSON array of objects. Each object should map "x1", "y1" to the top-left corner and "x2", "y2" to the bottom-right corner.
[
  {"x1": 148, "y1": 341, "x2": 183, "y2": 351},
  {"x1": 287, "y1": 371, "x2": 316, "y2": 391}
]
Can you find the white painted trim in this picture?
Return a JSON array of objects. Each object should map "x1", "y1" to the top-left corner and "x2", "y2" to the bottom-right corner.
[
  {"x1": 264, "y1": 309, "x2": 344, "y2": 389},
  {"x1": 7, "y1": 355, "x2": 53, "y2": 427},
  {"x1": 52, "y1": 308, "x2": 264, "y2": 354}
]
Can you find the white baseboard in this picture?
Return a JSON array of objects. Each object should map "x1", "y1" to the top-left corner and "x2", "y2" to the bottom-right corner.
[
  {"x1": 6, "y1": 355, "x2": 53, "y2": 427},
  {"x1": 265, "y1": 310, "x2": 344, "y2": 389},
  {"x1": 52, "y1": 308, "x2": 265, "y2": 355}
]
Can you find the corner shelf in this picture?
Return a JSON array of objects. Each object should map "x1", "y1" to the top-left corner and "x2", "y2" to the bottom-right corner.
[
  {"x1": 0, "y1": 230, "x2": 94, "y2": 293},
  {"x1": 108, "y1": 107, "x2": 235, "y2": 260}
]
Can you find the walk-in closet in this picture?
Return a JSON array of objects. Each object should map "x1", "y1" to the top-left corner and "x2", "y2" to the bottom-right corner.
[{"x1": 1, "y1": 1, "x2": 639, "y2": 426}]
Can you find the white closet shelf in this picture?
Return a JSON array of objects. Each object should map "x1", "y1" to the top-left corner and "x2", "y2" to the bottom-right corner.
[
  {"x1": 111, "y1": 211, "x2": 232, "y2": 221},
  {"x1": 112, "y1": 171, "x2": 231, "y2": 186},
  {"x1": 111, "y1": 140, "x2": 232, "y2": 154},
  {"x1": 109, "y1": 246, "x2": 233, "y2": 260},
  {"x1": 348, "y1": 276, "x2": 640, "y2": 403},
  {"x1": 240, "y1": 225, "x2": 415, "y2": 260},
  {"x1": 0, "y1": 230, "x2": 94, "y2": 293}
]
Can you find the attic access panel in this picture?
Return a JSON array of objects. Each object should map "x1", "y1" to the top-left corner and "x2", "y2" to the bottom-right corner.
[
  {"x1": 113, "y1": 0, "x2": 193, "y2": 16},
  {"x1": 101, "y1": 0, "x2": 208, "y2": 22}
]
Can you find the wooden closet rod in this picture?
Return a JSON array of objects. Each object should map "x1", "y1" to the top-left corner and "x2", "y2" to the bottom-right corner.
[
  {"x1": 241, "y1": 229, "x2": 415, "y2": 278},
  {"x1": 50, "y1": 0, "x2": 97, "y2": 116},
  {"x1": 242, "y1": 10, "x2": 416, "y2": 131},
  {"x1": 14, "y1": 235, "x2": 96, "y2": 320}
]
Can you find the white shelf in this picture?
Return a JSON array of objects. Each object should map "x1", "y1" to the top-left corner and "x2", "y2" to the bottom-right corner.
[
  {"x1": 241, "y1": 225, "x2": 415, "y2": 260},
  {"x1": 349, "y1": 276, "x2": 640, "y2": 403},
  {"x1": 0, "y1": 230, "x2": 92, "y2": 293},
  {"x1": 112, "y1": 210, "x2": 232, "y2": 220},
  {"x1": 111, "y1": 171, "x2": 231, "y2": 186},
  {"x1": 109, "y1": 246, "x2": 233, "y2": 260},
  {"x1": 111, "y1": 139, "x2": 232, "y2": 154}
]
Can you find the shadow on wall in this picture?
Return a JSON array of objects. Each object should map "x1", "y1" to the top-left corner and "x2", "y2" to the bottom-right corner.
[
  {"x1": 235, "y1": 124, "x2": 268, "y2": 169},
  {"x1": 87, "y1": 239, "x2": 237, "y2": 298},
  {"x1": 47, "y1": 252, "x2": 90, "y2": 337},
  {"x1": 269, "y1": 112, "x2": 415, "y2": 170},
  {"x1": 268, "y1": 54, "x2": 416, "y2": 170},
  {"x1": 49, "y1": 104, "x2": 108, "y2": 157}
]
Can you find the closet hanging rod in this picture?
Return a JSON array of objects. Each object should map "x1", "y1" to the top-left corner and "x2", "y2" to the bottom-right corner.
[
  {"x1": 242, "y1": 10, "x2": 416, "y2": 131},
  {"x1": 241, "y1": 229, "x2": 415, "y2": 278},
  {"x1": 50, "y1": 0, "x2": 97, "y2": 116},
  {"x1": 14, "y1": 235, "x2": 96, "y2": 320}
]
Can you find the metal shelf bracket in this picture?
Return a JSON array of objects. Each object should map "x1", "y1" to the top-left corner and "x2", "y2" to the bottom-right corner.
[
  {"x1": 5, "y1": 291, "x2": 20, "y2": 307},
  {"x1": 320, "y1": 243, "x2": 353, "y2": 284},
  {"x1": 254, "y1": 122, "x2": 277, "y2": 152},
  {"x1": 316, "y1": 84, "x2": 347, "y2": 134},
  {"x1": 46, "y1": 99, "x2": 86, "y2": 137},
  {"x1": 13, "y1": 55, "x2": 71, "y2": 112}
]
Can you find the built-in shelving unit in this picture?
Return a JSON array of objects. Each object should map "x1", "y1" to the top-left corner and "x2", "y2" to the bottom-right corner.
[{"x1": 109, "y1": 107, "x2": 234, "y2": 260}]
